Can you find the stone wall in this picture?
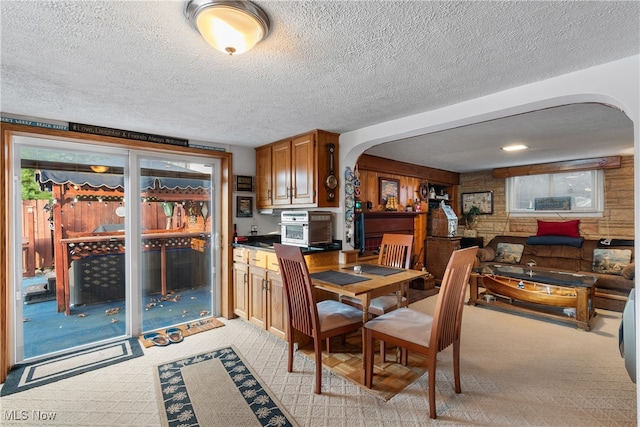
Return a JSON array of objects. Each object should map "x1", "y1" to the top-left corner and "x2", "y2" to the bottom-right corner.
[{"x1": 459, "y1": 155, "x2": 634, "y2": 243}]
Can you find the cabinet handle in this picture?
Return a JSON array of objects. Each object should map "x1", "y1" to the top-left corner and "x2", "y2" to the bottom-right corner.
[
  {"x1": 267, "y1": 189, "x2": 271, "y2": 199},
  {"x1": 261, "y1": 278, "x2": 267, "y2": 290},
  {"x1": 243, "y1": 273, "x2": 247, "y2": 285}
]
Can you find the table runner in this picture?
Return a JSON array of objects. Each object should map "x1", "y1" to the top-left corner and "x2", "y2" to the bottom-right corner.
[{"x1": 310, "y1": 270, "x2": 371, "y2": 286}]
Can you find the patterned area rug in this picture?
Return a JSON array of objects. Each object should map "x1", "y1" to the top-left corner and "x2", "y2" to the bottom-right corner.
[
  {"x1": 298, "y1": 331, "x2": 428, "y2": 401},
  {"x1": 0, "y1": 338, "x2": 143, "y2": 396},
  {"x1": 139, "y1": 318, "x2": 225, "y2": 348},
  {"x1": 155, "y1": 346, "x2": 298, "y2": 427}
]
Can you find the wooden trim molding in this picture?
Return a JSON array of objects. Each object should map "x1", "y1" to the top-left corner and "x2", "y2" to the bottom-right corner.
[
  {"x1": 357, "y1": 154, "x2": 460, "y2": 185},
  {"x1": 492, "y1": 156, "x2": 622, "y2": 179}
]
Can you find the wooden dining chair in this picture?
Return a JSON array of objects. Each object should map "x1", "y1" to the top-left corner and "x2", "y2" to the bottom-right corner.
[
  {"x1": 363, "y1": 246, "x2": 478, "y2": 419},
  {"x1": 274, "y1": 243, "x2": 363, "y2": 394},
  {"x1": 341, "y1": 233, "x2": 414, "y2": 316}
]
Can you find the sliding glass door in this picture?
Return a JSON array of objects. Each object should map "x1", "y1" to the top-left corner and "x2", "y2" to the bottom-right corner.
[
  {"x1": 12, "y1": 137, "x2": 219, "y2": 361},
  {"x1": 15, "y1": 139, "x2": 129, "y2": 359},
  {"x1": 137, "y1": 155, "x2": 215, "y2": 332}
]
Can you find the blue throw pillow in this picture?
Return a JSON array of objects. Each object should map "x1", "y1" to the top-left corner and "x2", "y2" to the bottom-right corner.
[{"x1": 526, "y1": 235, "x2": 584, "y2": 248}]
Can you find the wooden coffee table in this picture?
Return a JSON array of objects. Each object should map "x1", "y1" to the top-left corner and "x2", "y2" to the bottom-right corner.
[{"x1": 469, "y1": 265, "x2": 597, "y2": 330}]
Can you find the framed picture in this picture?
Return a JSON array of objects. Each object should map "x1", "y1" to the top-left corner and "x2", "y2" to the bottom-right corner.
[
  {"x1": 236, "y1": 196, "x2": 253, "y2": 218},
  {"x1": 461, "y1": 191, "x2": 493, "y2": 214},
  {"x1": 234, "y1": 175, "x2": 254, "y2": 192},
  {"x1": 379, "y1": 177, "x2": 400, "y2": 204}
]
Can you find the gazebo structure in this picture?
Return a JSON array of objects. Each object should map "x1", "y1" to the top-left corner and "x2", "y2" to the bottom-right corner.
[{"x1": 37, "y1": 161, "x2": 212, "y2": 315}]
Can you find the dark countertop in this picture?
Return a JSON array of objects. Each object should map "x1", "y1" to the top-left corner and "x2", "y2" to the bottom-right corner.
[{"x1": 232, "y1": 235, "x2": 342, "y2": 254}]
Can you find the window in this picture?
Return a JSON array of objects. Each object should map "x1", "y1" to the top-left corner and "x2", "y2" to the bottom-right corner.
[{"x1": 506, "y1": 170, "x2": 604, "y2": 217}]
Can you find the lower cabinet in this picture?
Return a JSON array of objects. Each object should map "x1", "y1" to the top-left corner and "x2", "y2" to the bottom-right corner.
[
  {"x1": 233, "y1": 248, "x2": 286, "y2": 340},
  {"x1": 267, "y1": 273, "x2": 286, "y2": 338},
  {"x1": 232, "y1": 247, "x2": 339, "y2": 341},
  {"x1": 232, "y1": 261, "x2": 249, "y2": 320}
]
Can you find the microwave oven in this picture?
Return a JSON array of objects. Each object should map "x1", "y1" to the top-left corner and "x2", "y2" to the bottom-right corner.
[{"x1": 280, "y1": 211, "x2": 333, "y2": 247}]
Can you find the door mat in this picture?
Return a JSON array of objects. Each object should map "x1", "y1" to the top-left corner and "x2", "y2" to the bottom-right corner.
[
  {"x1": 0, "y1": 338, "x2": 143, "y2": 396},
  {"x1": 155, "y1": 346, "x2": 298, "y2": 427},
  {"x1": 139, "y1": 317, "x2": 225, "y2": 348}
]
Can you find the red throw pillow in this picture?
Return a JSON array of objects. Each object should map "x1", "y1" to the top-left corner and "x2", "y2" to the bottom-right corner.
[{"x1": 536, "y1": 220, "x2": 580, "y2": 238}]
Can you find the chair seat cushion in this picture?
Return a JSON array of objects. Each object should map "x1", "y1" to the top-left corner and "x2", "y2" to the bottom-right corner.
[
  {"x1": 364, "y1": 308, "x2": 433, "y2": 347},
  {"x1": 369, "y1": 295, "x2": 407, "y2": 311},
  {"x1": 317, "y1": 300, "x2": 362, "y2": 332},
  {"x1": 341, "y1": 295, "x2": 407, "y2": 312}
]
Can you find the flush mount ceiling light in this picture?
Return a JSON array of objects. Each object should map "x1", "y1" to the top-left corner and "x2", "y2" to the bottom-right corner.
[
  {"x1": 186, "y1": 0, "x2": 270, "y2": 55},
  {"x1": 501, "y1": 144, "x2": 529, "y2": 152}
]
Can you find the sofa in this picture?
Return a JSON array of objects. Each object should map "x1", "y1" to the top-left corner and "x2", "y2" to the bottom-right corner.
[{"x1": 476, "y1": 235, "x2": 634, "y2": 312}]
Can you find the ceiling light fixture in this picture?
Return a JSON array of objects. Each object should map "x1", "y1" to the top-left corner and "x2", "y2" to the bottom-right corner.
[
  {"x1": 186, "y1": 0, "x2": 270, "y2": 56},
  {"x1": 501, "y1": 144, "x2": 529, "y2": 152}
]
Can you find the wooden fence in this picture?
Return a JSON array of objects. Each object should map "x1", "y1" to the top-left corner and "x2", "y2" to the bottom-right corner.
[{"x1": 22, "y1": 200, "x2": 54, "y2": 276}]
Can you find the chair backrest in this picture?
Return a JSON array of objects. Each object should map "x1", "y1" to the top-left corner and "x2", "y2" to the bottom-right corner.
[
  {"x1": 430, "y1": 246, "x2": 478, "y2": 352},
  {"x1": 378, "y1": 234, "x2": 413, "y2": 269},
  {"x1": 274, "y1": 243, "x2": 319, "y2": 338}
]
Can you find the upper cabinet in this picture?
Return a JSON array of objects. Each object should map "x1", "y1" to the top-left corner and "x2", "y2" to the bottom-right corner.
[{"x1": 256, "y1": 130, "x2": 339, "y2": 209}]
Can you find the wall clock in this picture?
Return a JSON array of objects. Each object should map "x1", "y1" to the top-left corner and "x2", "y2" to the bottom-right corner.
[{"x1": 324, "y1": 143, "x2": 338, "y2": 201}]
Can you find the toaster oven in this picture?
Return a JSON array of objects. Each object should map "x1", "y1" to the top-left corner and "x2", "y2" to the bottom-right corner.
[{"x1": 280, "y1": 211, "x2": 333, "y2": 247}]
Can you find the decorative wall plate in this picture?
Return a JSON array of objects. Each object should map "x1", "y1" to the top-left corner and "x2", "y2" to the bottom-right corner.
[
  {"x1": 345, "y1": 209, "x2": 354, "y2": 222},
  {"x1": 345, "y1": 182, "x2": 354, "y2": 195},
  {"x1": 345, "y1": 167, "x2": 354, "y2": 182},
  {"x1": 345, "y1": 195, "x2": 355, "y2": 209}
]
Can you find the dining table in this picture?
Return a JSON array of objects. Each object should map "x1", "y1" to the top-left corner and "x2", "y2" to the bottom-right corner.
[{"x1": 309, "y1": 262, "x2": 430, "y2": 370}]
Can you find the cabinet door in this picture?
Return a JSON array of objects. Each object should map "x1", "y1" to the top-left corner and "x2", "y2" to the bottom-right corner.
[
  {"x1": 255, "y1": 145, "x2": 272, "y2": 209},
  {"x1": 272, "y1": 140, "x2": 292, "y2": 206},
  {"x1": 267, "y1": 272, "x2": 286, "y2": 340},
  {"x1": 291, "y1": 133, "x2": 315, "y2": 205},
  {"x1": 232, "y1": 262, "x2": 249, "y2": 319},
  {"x1": 248, "y1": 267, "x2": 267, "y2": 329}
]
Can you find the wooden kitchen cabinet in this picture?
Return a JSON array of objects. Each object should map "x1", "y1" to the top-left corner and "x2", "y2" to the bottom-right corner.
[
  {"x1": 255, "y1": 145, "x2": 272, "y2": 209},
  {"x1": 232, "y1": 248, "x2": 250, "y2": 319},
  {"x1": 232, "y1": 246, "x2": 340, "y2": 340},
  {"x1": 232, "y1": 261, "x2": 249, "y2": 320},
  {"x1": 246, "y1": 249, "x2": 287, "y2": 340},
  {"x1": 255, "y1": 129, "x2": 339, "y2": 209},
  {"x1": 267, "y1": 273, "x2": 286, "y2": 339}
]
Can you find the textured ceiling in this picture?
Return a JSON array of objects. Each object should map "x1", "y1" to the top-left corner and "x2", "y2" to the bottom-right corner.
[{"x1": 1, "y1": 1, "x2": 638, "y2": 171}]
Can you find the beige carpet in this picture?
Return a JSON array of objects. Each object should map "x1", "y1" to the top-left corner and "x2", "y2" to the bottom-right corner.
[{"x1": 0, "y1": 294, "x2": 636, "y2": 426}]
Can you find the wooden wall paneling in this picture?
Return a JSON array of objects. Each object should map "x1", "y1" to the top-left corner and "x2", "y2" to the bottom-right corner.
[{"x1": 358, "y1": 154, "x2": 460, "y2": 184}]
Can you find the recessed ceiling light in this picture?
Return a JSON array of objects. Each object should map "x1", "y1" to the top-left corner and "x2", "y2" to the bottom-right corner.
[{"x1": 501, "y1": 144, "x2": 529, "y2": 152}]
